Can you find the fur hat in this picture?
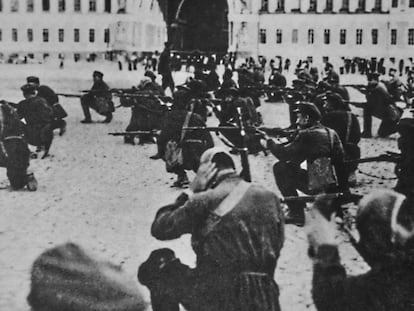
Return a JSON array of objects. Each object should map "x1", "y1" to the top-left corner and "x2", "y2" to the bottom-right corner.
[
  {"x1": 93, "y1": 70, "x2": 104, "y2": 79},
  {"x1": 356, "y1": 190, "x2": 414, "y2": 266},
  {"x1": 21, "y1": 83, "x2": 37, "y2": 94},
  {"x1": 26, "y1": 76, "x2": 40, "y2": 84}
]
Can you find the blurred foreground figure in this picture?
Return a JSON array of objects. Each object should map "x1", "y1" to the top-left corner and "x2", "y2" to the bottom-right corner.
[
  {"x1": 0, "y1": 101, "x2": 37, "y2": 190},
  {"x1": 307, "y1": 191, "x2": 414, "y2": 311},
  {"x1": 28, "y1": 243, "x2": 146, "y2": 311},
  {"x1": 139, "y1": 147, "x2": 284, "y2": 311},
  {"x1": 80, "y1": 71, "x2": 114, "y2": 124}
]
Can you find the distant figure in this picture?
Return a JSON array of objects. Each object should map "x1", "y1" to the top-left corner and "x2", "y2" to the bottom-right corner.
[
  {"x1": 80, "y1": 71, "x2": 114, "y2": 124},
  {"x1": 158, "y1": 42, "x2": 175, "y2": 94}
]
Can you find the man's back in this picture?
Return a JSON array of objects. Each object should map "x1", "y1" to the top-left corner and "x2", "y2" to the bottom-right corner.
[{"x1": 37, "y1": 85, "x2": 58, "y2": 107}]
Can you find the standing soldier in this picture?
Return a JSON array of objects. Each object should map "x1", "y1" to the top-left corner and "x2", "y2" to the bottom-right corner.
[
  {"x1": 158, "y1": 42, "x2": 175, "y2": 94},
  {"x1": 17, "y1": 84, "x2": 54, "y2": 159},
  {"x1": 80, "y1": 71, "x2": 114, "y2": 124},
  {"x1": 26, "y1": 76, "x2": 67, "y2": 136},
  {"x1": 323, "y1": 62, "x2": 340, "y2": 85},
  {"x1": 138, "y1": 147, "x2": 284, "y2": 311}
]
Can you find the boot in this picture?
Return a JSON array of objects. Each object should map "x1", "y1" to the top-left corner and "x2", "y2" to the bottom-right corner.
[
  {"x1": 59, "y1": 120, "x2": 67, "y2": 136},
  {"x1": 103, "y1": 113, "x2": 113, "y2": 123},
  {"x1": 284, "y1": 202, "x2": 305, "y2": 227},
  {"x1": 171, "y1": 173, "x2": 189, "y2": 188},
  {"x1": 26, "y1": 172, "x2": 38, "y2": 191}
]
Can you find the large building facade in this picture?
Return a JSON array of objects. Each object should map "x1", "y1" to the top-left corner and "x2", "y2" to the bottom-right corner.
[
  {"x1": 0, "y1": 0, "x2": 166, "y2": 60},
  {"x1": 227, "y1": 0, "x2": 414, "y2": 63}
]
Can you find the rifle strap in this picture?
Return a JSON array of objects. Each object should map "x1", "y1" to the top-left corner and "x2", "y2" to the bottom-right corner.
[
  {"x1": 179, "y1": 112, "x2": 192, "y2": 143},
  {"x1": 345, "y1": 112, "x2": 352, "y2": 143}
]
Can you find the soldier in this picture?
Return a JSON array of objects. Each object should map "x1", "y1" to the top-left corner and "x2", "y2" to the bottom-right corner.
[
  {"x1": 158, "y1": 42, "x2": 175, "y2": 93},
  {"x1": 307, "y1": 190, "x2": 414, "y2": 311},
  {"x1": 80, "y1": 71, "x2": 114, "y2": 124},
  {"x1": 385, "y1": 68, "x2": 404, "y2": 102},
  {"x1": 221, "y1": 68, "x2": 237, "y2": 90},
  {"x1": 321, "y1": 93, "x2": 361, "y2": 185},
  {"x1": 17, "y1": 84, "x2": 54, "y2": 159},
  {"x1": 323, "y1": 62, "x2": 340, "y2": 85},
  {"x1": 362, "y1": 73, "x2": 402, "y2": 138},
  {"x1": 0, "y1": 101, "x2": 37, "y2": 190},
  {"x1": 138, "y1": 147, "x2": 284, "y2": 311},
  {"x1": 267, "y1": 68, "x2": 287, "y2": 102},
  {"x1": 264, "y1": 102, "x2": 347, "y2": 226},
  {"x1": 26, "y1": 76, "x2": 67, "y2": 136},
  {"x1": 157, "y1": 90, "x2": 214, "y2": 187},
  {"x1": 395, "y1": 117, "x2": 414, "y2": 199},
  {"x1": 144, "y1": 70, "x2": 165, "y2": 95}
]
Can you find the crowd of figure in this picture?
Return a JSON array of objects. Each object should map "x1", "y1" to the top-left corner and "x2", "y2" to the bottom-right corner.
[{"x1": 2, "y1": 41, "x2": 414, "y2": 311}]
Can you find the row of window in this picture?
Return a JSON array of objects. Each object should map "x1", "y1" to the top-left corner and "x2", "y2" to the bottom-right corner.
[
  {"x1": 1, "y1": 0, "x2": 127, "y2": 13},
  {"x1": 260, "y1": 0, "x2": 414, "y2": 12},
  {"x1": 0, "y1": 28, "x2": 110, "y2": 43},
  {"x1": 259, "y1": 28, "x2": 414, "y2": 45}
]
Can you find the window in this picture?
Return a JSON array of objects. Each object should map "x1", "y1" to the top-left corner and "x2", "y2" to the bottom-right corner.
[
  {"x1": 409, "y1": 29, "x2": 414, "y2": 45},
  {"x1": 356, "y1": 29, "x2": 363, "y2": 45},
  {"x1": 105, "y1": 0, "x2": 111, "y2": 12},
  {"x1": 59, "y1": 29, "x2": 64, "y2": 42},
  {"x1": 341, "y1": 0, "x2": 349, "y2": 11},
  {"x1": 309, "y1": 0, "x2": 317, "y2": 12},
  {"x1": 372, "y1": 29, "x2": 378, "y2": 44},
  {"x1": 104, "y1": 28, "x2": 110, "y2": 43},
  {"x1": 74, "y1": 0, "x2": 81, "y2": 11},
  {"x1": 357, "y1": 0, "x2": 365, "y2": 11},
  {"x1": 11, "y1": 0, "x2": 18, "y2": 12},
  {"x1": 27, "y1": 28, "x2": 33, "y2": 42},
  {"x1": 43, "y1": 29, "x2": 49, "y2": 42},
  {"x1": 292, "y1": 29, "x2": 298, "y2": 43},
  {"x1": 340, "y1": 29, "x2": 346, "y2": 44},
  {"x1": 308, "y1": 29, "x2": 314, "y2": 44},
  {"x1": 0, "y1": 0, "x2": 2, "y2": 12},
  {"x1": 260, "y1": 0, "x2": 268, "y2": 11},
  {"x1": 27, "y1": 0, "x2": 34, "y2": 12},
  {"x1": 391, "y1": 29, "x2": 397, "y2": 45},
  {"x1": 12, "y1": 28, "x2": 18, "y2": 41},
  {"x1": 324, "y1": 29, "x2": 330, "y2": 44},
  {"x1": 259, "y1": 29, "x2": 266, "y2": 44},
  {"x1": 410, "y1": 0, "x2": 414, "y2": 7},
  {"x1": 89, "y1": 29, "x2": 95, "y2": 42},
  {"x1": 58, "y1": 0, "x2": 65, "y2": 12},
  {"x1": 391, "y1": 0, "x2": 398, "y2": 7},
  {"x1": 0, "y1": 29, "x2": 2, "y2": 41},
  {"x1": 89, "y1": 0, "x2": 96, "y2": 12},
  {"x1": 42, "y1": 0, "x2": 49, "y2": 11},
  {"x1": 276, "y1": 0, "x2": 284, "y2": 11},
  {"x1": 74, "y1": 28, "x2": 80, "y2": 42},
  {"x1": 276, "y1": 29, "x2": 282, "y2": 43},
  {"x1": 325, "y1": 0, "x2": 333, "y2": 11},
  {"x1": 117, "y1": 0, "x2": 126, "y2": 13},
  {"x1": 373, "y1": 0, "x2": 382, "y2": 11}
]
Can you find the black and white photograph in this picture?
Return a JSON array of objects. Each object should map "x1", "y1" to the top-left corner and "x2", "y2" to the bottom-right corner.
[{"x1": 1, "y1": 0, "x2": 414, "y2": 310}]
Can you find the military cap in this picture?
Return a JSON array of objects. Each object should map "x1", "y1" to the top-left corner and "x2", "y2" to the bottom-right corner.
[
  {"x1": 144, "y1": 70, "x2": 156, "y2": 81},
  {"x1": 92, "y1": 71, "x2": 104, "y2": 78},
  {"x1": 325, "y1": 62, "x2": 333, "y2": 69},
  {"x1": 294, "y1": 101, "x2": 322, "y2": 121},
  {"x1": 26, "y1": 76, "x2": 40, "y2": 84},
  {"x1": 367, "y1": 72, "x2": 380, "y2": 80},
  {"x1": 21, "y1": 83, "x2": 37, "y2": 93},
  {"x1": 327, "y1": 75, "x2": 339, "y2": 84}
]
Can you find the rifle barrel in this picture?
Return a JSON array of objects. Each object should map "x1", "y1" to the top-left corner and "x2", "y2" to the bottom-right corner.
[
  {"x1": 108, "y1": 131, "x2": 158, "y2": 136},
  {"x1": 183, "y1": 126, "x2": 257, "y2": 131},
  {"x1": 56, "y1": 93, "x2": 83, "y2": 98}
]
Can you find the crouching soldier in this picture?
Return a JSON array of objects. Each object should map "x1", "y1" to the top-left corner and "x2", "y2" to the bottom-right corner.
[
  {"x1": 17, "y1": 84, "x2": 54, "y2": 159},
  {"x1": 138, "y1": 147, "x2": 284, "y2": 311},
  {"x1": 80, "y1": 71, "x2": 114, "y2": 124},
  {"x1": 264, "y1": 102, "x2": 347, "y2": 226},
  {"x1": 307, "y1": 190, "x2": 414, "y2": 311},
  {"x1": 0, "y1": 101, "x2": 37, "y2": 190},
  {"x1": 26, "y1": 76, "x2": 67, "y2": 136}
]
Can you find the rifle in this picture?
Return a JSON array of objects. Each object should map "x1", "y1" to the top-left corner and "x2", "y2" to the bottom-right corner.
[
  {"x1": 114, "y1": 93, "x2": 173, "y2": 102},
  {"x1": 183, "y1": 109, "x2": 253, "y2": 182},
  {"x1": 345, "y1": 151, "x2": 401, "y2": 164},
  {"x1": 342, "y1": 84, "x2": 367, "y2": 94},
  {"x1": 108, "y1": 130, "x2": 159, "y2": 136},
  {"x1": 56, "y1": 93, "x2": 84, "y2": 98},
  {"x1": 282, "y1": 192, "x2": 362, "y2": 204}
]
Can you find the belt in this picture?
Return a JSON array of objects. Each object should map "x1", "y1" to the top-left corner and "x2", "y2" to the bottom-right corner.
[{"x1": 4, "y1": 136, "x2": 24, "y2": 141}]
